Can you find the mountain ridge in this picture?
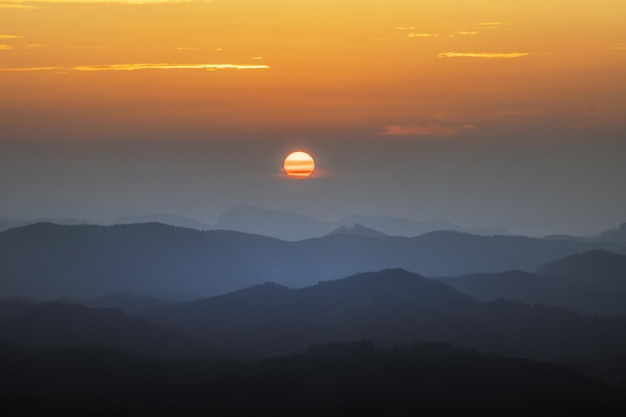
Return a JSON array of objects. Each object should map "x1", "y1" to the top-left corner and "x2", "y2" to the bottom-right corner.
[{"x1": 2, "y1": 222, "x2": 626, "y2": 300}]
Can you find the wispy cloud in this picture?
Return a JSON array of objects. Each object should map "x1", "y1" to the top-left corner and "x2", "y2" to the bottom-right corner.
[
  {"x1": 456, "y1": 31, "x2": 478, "y2": 35},
  {"x1": 0, "y1": 3, "x2": 38, "y2": 8},
  {"x1": 0, "y1": 35, "x2": 23, "y2": 39},
  {"x1": 0, "y1": 45, "x2": 14, "y2": 50},
  {"x1": 610, "y1": 46, "x2": 626, "y2": 51},
  {"x1": 397, "y1": 27, "x2": 438, "y2": 38},
  {"x1": 407, "y1": 33, "x2": 438, "y2": 38},
  {"x1": 438, "y1": 52, "x2": 528, "y2": 59},
  {"x1": 0, "y1": 63, "x2": 270, "y2": 72},
  {"x1": 0, "y1": 66, "x2": 63, "y2": 71},
  {"x1": 379, "y1": 123, "x2": 463, "y2": 137},
  {"x1": 72, "y1": 63, "x2": 270, "y2": 71}
]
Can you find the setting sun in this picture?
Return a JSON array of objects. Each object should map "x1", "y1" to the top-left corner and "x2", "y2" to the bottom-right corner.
[{"x1": 283, "y1": 151, "x2": 315, "y2": 178}]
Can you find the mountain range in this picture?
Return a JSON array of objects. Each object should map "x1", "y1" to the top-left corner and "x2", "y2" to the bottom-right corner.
[
  {"x1": 2, "y1": 268, "x2": 626, "y2": 383},
  {"x1": 440, "y1": 250, "x2": 626, "y2": 315},
  {"x1": 1, "y1": 205, "x2": 511, "y2": 239},
  {"x1": 2, "y1": 222, "x2": 625, "y2": 300}
]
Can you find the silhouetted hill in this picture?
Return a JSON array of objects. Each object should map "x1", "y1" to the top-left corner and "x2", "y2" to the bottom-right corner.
[
  {"x1": 215, "y1": 206, "x2": 511, "y2": 239},
  {"x1": 536, "y1": 250, "x2": 626, "y2": 289},
  {"x1": 440, "y1": 270, "x2": 557, "y2": 303},
  {"x1": 0, "y1": 302, "x2": 220, "y2": 359},
  {"x1": 147, "y1": 269, "x2": 626, "y2": 380},
  {"x1": 595, "y1": 222, "x2": 626, "y2": 245},
  {"x1": 2, "y1": 223, "x2": 626, "y2": 300},
  {"x1": 65, "y1": 294, "x2": 173, "y2": 316},
  {"x1": 543, "y1": 221, "x2": 626, "y2": 246},
  {"x1": 1, "y1": 341, "x2": 622, "y2": 416},
  {"x1": 339, "y1": 214, "x2": 462, "y2": 236},
  {"x1": 114, "y1": 214, "x2": 211, "y2": 230},
  {"x1": 339, "y1": 214, "x2": 511, "y2": 236},
  {"x1": 325, "y1": 223, "x2": 387, "y2": 238},
  {"x1": 0, "y1": 298, "x2": 39, "y2": 318},
  {"x1": 0, "y1": 217, "x2": 89, "y2": 232},
  {"x1": 214, "y1": 205, "x2": 335, "y2": 240},
  {"x1": 440, "y1": 250, "x2": 626, "y2": 315}
]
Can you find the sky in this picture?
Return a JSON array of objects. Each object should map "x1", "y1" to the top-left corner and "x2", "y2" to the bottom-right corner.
[{"x1": 1, "y1": 0, "x2": 625, "y2": 236}]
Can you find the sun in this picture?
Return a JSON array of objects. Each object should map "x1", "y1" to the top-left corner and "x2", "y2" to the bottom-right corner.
[{"x1": 283, "y1": 151, "x2": 315, "y2": 178}]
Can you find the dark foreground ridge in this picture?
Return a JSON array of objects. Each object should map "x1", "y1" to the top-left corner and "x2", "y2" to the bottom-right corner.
[{"x1": 1, "y1": 340, "x2": 623, "y2": 416}]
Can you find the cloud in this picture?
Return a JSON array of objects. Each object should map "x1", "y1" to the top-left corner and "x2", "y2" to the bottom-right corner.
[
  {"x1": 0, "y1": 45, "x2": 13, "y2": 50},
  {"x1": 0, "y1": 3, "x2": 38, "y2": 8},
  {"x1": 438, "y1": 52, "x2": 528, "y2": 59},
  {"x1": 456, "y1": 31, "x2": 478, "y2": 35},
  {"x1": 0, "y1": 35, "x2": 23, "y2": 39},
  {"x1": 0, "y1": 63, "x2": 270, "y2": 72},
  {"x1": 379, "y1": 123, "x2": 462, "y2": 137},
  {"x1": 478, "y1": 22, "x2": 510, "y2": 27},
  {"x1": 72, "y1": 63, "x2": 269, "y2": 71},
  {"x1": 407, "y1": 33, "x2": 438, "y2": 38},
  {"x1": 0, "y1": 66, "x2": 64, "y2": 71}
]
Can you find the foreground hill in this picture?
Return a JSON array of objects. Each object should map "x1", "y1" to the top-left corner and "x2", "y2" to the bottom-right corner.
[
  {"x1": 440, "y1": 250, "x2": 626, "y2": 315},
  {"x1": 1, "y1": 341, "x2": 622, "y2": 416},
  {"x1": 3, "y1": 269, "x2": 626, "y2": 381},
  {"x1": 0, "y1": 302, "x2": 219, "y2": 359},
  {"x1": 2, "y1": 223, "x2": 625, "y2": 299},
  {"x1": 147, "y1": 269, "x2": 626, "y2": 380}
]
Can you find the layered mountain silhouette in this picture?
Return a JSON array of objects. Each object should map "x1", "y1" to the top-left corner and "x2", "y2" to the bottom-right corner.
[
  {"x1": 3, "y1": 267, "x2": 626, "y2": 413},
  {"x1": 139, "y1": 269, "x2": 626, "y2": 382},
  {"x1": 215, "y1": 205, "x2": 511, "y2": 240},
  {"x1": 2, "y1": 223, "x2": 625, "y2": 300},
  {"x1": 441, "y1": 250, "x2": 626, "y2": 315}
]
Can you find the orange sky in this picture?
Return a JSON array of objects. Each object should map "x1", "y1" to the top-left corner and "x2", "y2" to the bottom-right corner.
[
  {"x1": 1, "y1": 0, "x2": 625, "y2": 141},
  {"x1": 1, "y1": 1, "x2": 626, "y2": 234}
]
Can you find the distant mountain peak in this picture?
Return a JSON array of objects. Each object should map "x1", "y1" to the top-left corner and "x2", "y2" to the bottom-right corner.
[{"x1": 325, "y1": 223, "x2": 388, "y2": 238}]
